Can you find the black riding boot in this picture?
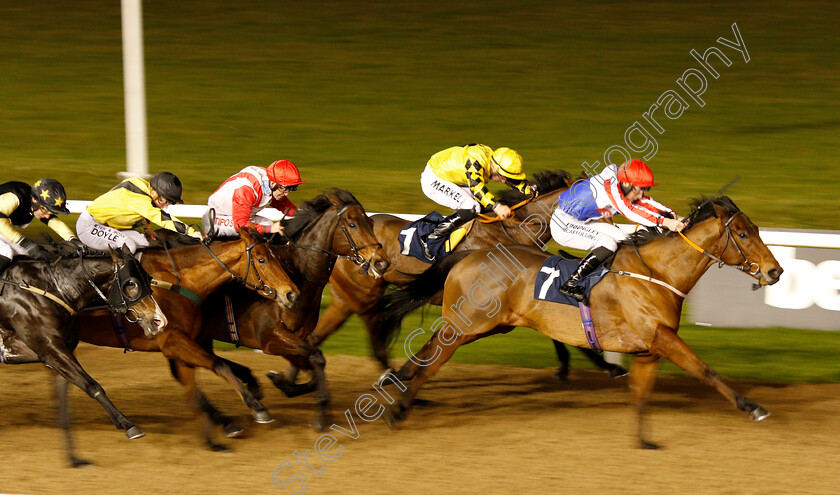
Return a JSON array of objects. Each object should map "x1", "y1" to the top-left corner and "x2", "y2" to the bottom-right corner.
[
  {"x1": 422, "y1": 209, "x2": 477, "y2": 261},
  {"x1": 558, "y1": 247, "x2": 613, "y2": 304},
  {"x1": 0, "y1": 255, "x2": 11, "y2": 274}
]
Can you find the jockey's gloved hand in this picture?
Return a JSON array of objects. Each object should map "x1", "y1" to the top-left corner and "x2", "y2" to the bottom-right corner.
[
  {"x1": 68, "y1": 237, "x2": 87, "y2": 254},
  {"x1": 19, "y1": 237, "x2": 53, "y2": 261}
]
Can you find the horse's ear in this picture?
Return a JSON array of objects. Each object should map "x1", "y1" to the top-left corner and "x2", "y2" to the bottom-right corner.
[
  {"x1": 325, "y1": 193, "x2": 342, "y2": 208},
  {"x1": 108, "y1": 247, "x2": 122, "y2": 264},
  {"x1": 239, "y1": 228, "x2": 255, "y2": 243}
]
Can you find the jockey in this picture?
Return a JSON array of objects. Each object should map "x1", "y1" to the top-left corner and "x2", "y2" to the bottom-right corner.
[
  {"x1": 203, "y1": 159, "x2": 304, "y2": 238},
  {"x1": 0, "y1": 178, "x2": 81, "y2": 271},
  {"x1": 419, "y1": 144, "x2": 535, "y2": 260},
  {"x1": 76, "y1": 172, "x2": 202, "y2": 253},
  {"x1": 551, "y1": 159, "x2": 686, "y2": 302}
]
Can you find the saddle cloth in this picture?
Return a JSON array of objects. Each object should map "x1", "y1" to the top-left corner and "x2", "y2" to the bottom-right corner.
[
  {"x1": 398, "y1": 212, "x2": 472, "y2": 264},
  {"x1": 534, "y1": 255, "x2": 608, "y2": 306}
]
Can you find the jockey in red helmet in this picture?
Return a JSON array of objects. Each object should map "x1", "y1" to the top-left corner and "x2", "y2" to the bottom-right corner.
[
  {"x1": 204, "y1": 159, "x2": 305, "y2": 237},
  {"x1": 551, "y1": 159, "x2": 686, "y2": 303}
]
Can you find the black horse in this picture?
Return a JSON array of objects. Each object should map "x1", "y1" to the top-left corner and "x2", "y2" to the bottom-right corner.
[{"x1": 0, "y1": 247, "x2": 167, "y2": 467}]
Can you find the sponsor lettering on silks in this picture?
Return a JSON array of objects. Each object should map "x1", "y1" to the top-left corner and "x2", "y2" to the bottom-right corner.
[
  {"x1": 215, "y1": 217, "x2": 236, "y2": 228},
  {"x1": 90, "y1": 226, "x2": 120, "y2": 242},
  {"x1": 430, "y1": 180, "x2": 463, "y2": 202}
]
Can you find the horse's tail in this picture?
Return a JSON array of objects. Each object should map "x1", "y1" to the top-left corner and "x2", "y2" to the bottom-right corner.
[{"x1": 373, "y1": 250, "x2": 475, "y2": 348}]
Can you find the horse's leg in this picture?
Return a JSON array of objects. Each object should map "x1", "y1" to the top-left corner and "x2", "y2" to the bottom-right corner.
[
  {"x1": 197, "y1": 335, "x2": 263, "y2": 401},
  {"x1": 52, "y1": 371, "x2": 91, "y2": 467},
  {"x1": 384, "y1": 330, "x2": 473, "y2": 425},
  {"x1": 577, "y1": 348, "x2": 629, "y2": 379},
  {"x1": 259, "y1": 329, "x2": 331, "y2": 431},
  {"x1": 170, "y1": 361, "x2": 233, "y2": 451},
  {"x1": 552, "y1": 340, "x2": 571, "y2": 383},
  {"x1": 646, "y1": 325, "x2": 770, "y2": 440},
  {"x1": 168, "y1": 359, "x2": 244, "y2": 440},
  {"x1": 628, "y1": 353, "x2": 662, "y2": 449},
  {"x1": 155, "y1": 330, "x2": 274, "y2": 424},
  {"x1": 359, "y1": 310, "x2": 390, "y2": 370},
  {"x1": 40, "y1": 342, "x2": 144, "y2": 439}
]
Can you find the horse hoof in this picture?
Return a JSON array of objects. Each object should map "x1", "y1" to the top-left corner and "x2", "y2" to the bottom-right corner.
[
  {"x1": 207, "y1": 442, "x2": 231, "y2": 453},
  {"x1": 125, "y1": 426, "x2": 145, "y2": 440},
  {"x1": 224, "y1": 422, "x2": 245, "y2": 438},
  {"x1": 311, "y1": 416, "x2": 329, "y2": 432},
  {"x1": 750, "y1": 406, "x2": 770, "y2": 421},
  {"x1": 382, "y1": 410, "x2": 398, "y2": 428},
  {"x1": 70, "y1": 457, "x2": 93, "y2": 468},
  {"x1": 555, "y1": 369, "x2": 570, "y2": 384},
  {"x1": 639, "y1": 440, "x2": 660, "y2": 450},
  {"x1": 609, "y1": 366, "x2": 629, "y2": 379},
  {"x1": 254, "y1": 410, "x2": 275, "y2": 424}
]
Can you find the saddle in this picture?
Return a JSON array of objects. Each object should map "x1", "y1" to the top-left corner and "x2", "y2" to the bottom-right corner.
[{"x1": 398, "y1": 213, "x2": 474, "y2": 263}]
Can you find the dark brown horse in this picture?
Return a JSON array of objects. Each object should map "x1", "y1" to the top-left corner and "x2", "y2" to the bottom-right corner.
[
  {"x1": 377, "y1": 197, "x2": 783, "y2": 448},
  {"x1": 77, "y1": 229, "x2": 299, "y2": 450},
  {"x1": 0, "y1": 247, "x2": 167, "y2": 466},
  {"x1": 199, "y1": 189, "x2": 390, "y2": 430},
  {"x1": 299, "y1": 170, "x2": 624, "y2": 379}
]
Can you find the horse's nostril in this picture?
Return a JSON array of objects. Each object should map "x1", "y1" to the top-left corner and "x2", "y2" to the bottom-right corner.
[
  {"x1": 375, "y1": 260, "x2": 389, "y2": 271},
  {"x1": 286, "y1": 291, "x2": 298, "y2": 304},
  {"x1": 768, "y1": 268, "x2": 781, "y2": 281}
]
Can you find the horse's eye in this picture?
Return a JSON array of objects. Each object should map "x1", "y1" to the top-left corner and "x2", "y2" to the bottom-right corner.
[
  {"x1": 258, "y1": 258, "x2": 267, "y2": 264},
  {"x1": 124, "y1": 280, "x2": 139, "y2": 297},
  {"x1": 349, "y1": 223, "x2": 357, "y2": 228},
  {"x1": 738, "y1": 232, "x2": 748, "y2": 239}
]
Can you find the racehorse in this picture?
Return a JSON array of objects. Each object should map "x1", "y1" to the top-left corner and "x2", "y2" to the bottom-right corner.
[
  {"x1": 0, "y1": 247, "x2": 167, "y2": 466},
  {"x1": 199, "y1": 189, "x2": 389, "y2": 431},
  {"x1": 77, "y1": 229, "x2": 299, "y2": 450},
  {"x1": 376, "y1": 196, "x2": 783, "y2": 448},
  {"x1": 306, "y1": 170, "x2": 624, "y2": 378}
]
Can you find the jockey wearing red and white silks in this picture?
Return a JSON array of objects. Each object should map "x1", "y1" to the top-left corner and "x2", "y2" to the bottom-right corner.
[
  {"x1": 550, "y1": 159, "x2": 686, "y2": 303},
  {"x1": 204, "y1": 160, "x2": 304, "y2": 238}
]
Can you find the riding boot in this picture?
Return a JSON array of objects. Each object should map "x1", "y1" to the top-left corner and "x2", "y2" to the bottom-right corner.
[
  {"x1": 558, "y1": 247, "x2": 613, "y2": 303},
  {"x1": 0, "y1": 255, "x2": 11, "y2": 275},
  {"x1": 422, "y1": 209, "x2": 477, "y2": 261}
]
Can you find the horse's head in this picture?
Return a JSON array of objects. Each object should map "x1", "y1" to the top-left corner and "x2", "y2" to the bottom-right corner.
[
  {"x1": 108, "y1": 247, "x2": 168, "y2": 337},
  {"x1": 238, "y1": 229, "x2": 300, "y2": 307},
  {"x1": 325, "y1": 190, "x2": 390, "y2": 279},
  {"x1": 711, "y1": 200, "x2": 783, "y2": 287}
]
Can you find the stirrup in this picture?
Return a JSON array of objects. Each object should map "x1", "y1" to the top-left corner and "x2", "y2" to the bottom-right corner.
[
  {"x1": 559, "y1": 282, "x2": 585, "y2": 302},
  {"x1": 422, "y1": 240, "x2": 436, "y2": 262}
]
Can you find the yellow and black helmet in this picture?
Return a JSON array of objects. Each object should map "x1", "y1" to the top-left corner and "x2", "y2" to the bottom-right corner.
[{"x1": 31, "y1": 178, "x2": 70, "y2": 214}]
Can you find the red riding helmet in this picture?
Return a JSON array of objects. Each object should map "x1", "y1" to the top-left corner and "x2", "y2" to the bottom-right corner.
[
  {"x1": 266, "y1": 159, "x2": 305, "y2": 186},
  {"x1": 616, "y1": 159, "x2": 657, "y2": 188}
]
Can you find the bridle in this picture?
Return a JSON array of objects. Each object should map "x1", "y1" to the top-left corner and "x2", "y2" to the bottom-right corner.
[
  {"x1": 289, "y1": 203, "x2": 383, "y2": 270},
  {"x1": 80, "y1": 252, "x2": 155, "y2": 322},
  {"x1": 201, "y1": 236, "x2": 279, "y2": 299},
  {"x1": 679, "y1": 211, "x2": 761, "y2": 276}
]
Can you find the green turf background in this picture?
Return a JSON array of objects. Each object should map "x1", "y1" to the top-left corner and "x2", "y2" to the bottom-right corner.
[{"x1": 2, "y1": 1, "x2": 838, "y2": 382}]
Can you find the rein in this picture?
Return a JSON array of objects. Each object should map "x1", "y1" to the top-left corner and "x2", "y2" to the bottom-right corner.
[
  {"x1": 288, "y1": 203, "x2": 383, "y2": 269},
  {"x1": 678, "y1": 211, "x2": 760, "y2": 275},
  {"x1": 477, "y1": 198, "x2": 536, "y2": 225}
]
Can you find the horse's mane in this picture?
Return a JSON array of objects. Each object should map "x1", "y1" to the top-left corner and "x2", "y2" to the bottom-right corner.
[
  {"x1": 621, "y1": 195, "x2": 740, "y2": 246},
  {"x1": 282, "y1": 188, "x2": 360, "y2": 239},
  {"x1": 495, "y1": 169, "x2": 574, "y2": 206}
]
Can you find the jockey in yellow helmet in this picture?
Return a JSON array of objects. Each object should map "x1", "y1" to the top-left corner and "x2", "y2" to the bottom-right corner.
[{"x1": 419, "y1": 144, "x2": 534, "y2": 260}]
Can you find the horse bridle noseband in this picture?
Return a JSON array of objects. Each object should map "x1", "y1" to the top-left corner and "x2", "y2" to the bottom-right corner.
[
  {"x1": 201, "y1": 237, "x2": 279, "y2": 299},
  {"x1": 679, "y1": 211, "x2": 761, "y2": 276},
  {"x1": 289, "y1": 204, "x2": 383, "y2": 269}
]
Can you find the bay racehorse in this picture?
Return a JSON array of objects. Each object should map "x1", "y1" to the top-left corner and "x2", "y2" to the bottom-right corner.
[
  {"x1": 0, "y1": 247, "x2": 167, "y2": 466},
  {"x1": 376, "y1": 196, "x2": 782, "y2": 448},
  {"x1": 304, "y1": 170, "x2": 624, "y2": 379},
  {"x1": 77, "y1": 229, "x2": 299, "y2": 450},
  {"x1": 199, "y1": 189, "x2": 389, "y2": 431}
]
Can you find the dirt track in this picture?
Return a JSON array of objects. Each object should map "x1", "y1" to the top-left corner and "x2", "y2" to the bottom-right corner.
[{"x1": 1, "y1": 344, "x2": 838, "y2": 495}]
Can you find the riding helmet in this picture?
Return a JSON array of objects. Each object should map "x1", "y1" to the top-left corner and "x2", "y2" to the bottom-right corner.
[
  {"x1": 31, "y1": 178, "x2": 70, "y2": 214},
  {"x1": 266, "y1": 159, "x2": 305, "y2": 186},
  {"x1": 616, "y1": 159, "x2": 658, "y2": 188},
  {"x1": 150, "y1": 172, "x2": 184, "y2": 204},
  {"x1": 491, "y1": 147, "x2": 526, "y2": 180}
]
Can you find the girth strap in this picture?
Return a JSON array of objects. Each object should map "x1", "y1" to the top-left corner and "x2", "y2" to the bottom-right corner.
[
  {"x1": 579, "y1": 302, "x2": 602, "y2": 352},
  {"x1": 224, "y1": 294, "x2": 241, "y2": 348},
  {"x1": 0, "y1": 278, "x2": 77, "y2": 315},
  {"x1": 150, "y1": 279, "x2": 204, "y2": 305}
]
